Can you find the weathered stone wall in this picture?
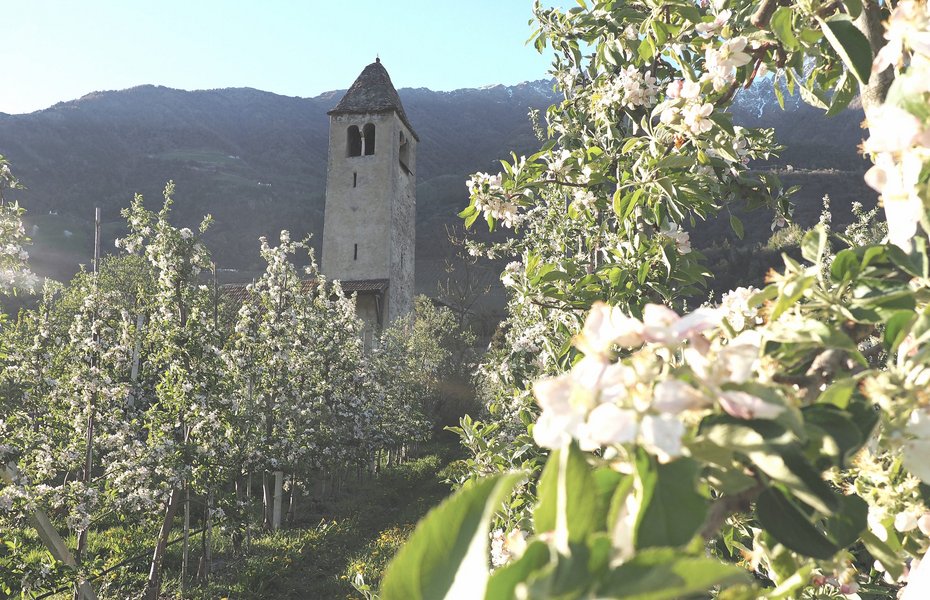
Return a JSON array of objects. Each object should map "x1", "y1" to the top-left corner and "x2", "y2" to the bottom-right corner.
[
  {"x1": 388, "y1": 119, "x2": 416, "y2": 323},
  {"x1": 321, "y1": 110, "x2": 416, "y2": 326},
  {"x1": 322, "y1": 112, "x2": 394, "y2": 282}
]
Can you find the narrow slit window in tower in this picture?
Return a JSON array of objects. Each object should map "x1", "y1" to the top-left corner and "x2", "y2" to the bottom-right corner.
[
  {"x1": 363, "y1": 123, "x2": 376, "y2": 155},
  {"x1": 399, "y1": 131, "x2": 410, "y2": 171},
  {"x1": 354, "y1": 243, "x2": 358, "y2": 260},
  {"x1": 353, "y1": 172, "x2": 357, "y2": 187},
  {"x1": 347, "y1": 126, "x2": 362, "y2": 157}
]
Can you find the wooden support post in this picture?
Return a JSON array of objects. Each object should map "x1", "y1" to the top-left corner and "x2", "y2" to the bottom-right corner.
[
  {"x1": 144, "y1": 487, "x2": 181, "y2": 600},
  {"x1": 76, "y1": 207, "x2": 102, "y2": 580},
  {"x1": 203, "y1": 490, "x2": 213, "y2": 580},
  {"x1": 2, "y1": 465, "x2": 97, "y2": 600},
  {"x1": 272, "y1": 470, "x2": 284, "y2": 531}
]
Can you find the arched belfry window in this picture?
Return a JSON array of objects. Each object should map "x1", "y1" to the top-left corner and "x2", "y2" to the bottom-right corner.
[
  {"x1": 363, "y1": 123, "x2": 376, "y2": 156},
  {"x1": 347, "y1": 126, "x2": 362, "y2": 157}
]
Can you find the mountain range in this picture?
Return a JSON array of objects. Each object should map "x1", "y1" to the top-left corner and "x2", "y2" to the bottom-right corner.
[{"x1": 0, "y1": 77, "x2": 874, "y2": 299}]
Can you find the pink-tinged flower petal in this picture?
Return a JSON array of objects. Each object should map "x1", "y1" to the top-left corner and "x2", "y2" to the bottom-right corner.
[
  {"x1": 672, "y1": 307, "x2": 722, "y2": 339},
  {"x1": 640, "y1": 414, "x2": 685, "y2": 463},
  {"x1": 642, "y1": 304, "x2": 721, "y2": 345},
  {"x1": 717, "y1": 331, "x2": 761, "y2": 383},
  {"x1": 918, "y1": 513, "x2": 930, "y2": 536},
  {"x1": 864, "y1": 106, "x2": 923, "y2": 153},
  {"x1": 575, "y1": 302, "x2": 644, "y2": 356},
  {"x1": 895, "y1": 511, "x2": 920, "y2": 532},
  {"x1": 585, "y1": 403, "x2": 638, "y2": 446},
  {"x1": 642, "y1": 304, "x2": 681, "y2": 344},
  {"x1": 718, "y1": 391, "x2": 784, "y2": 420},
  {"x1": 904, "y1": 410, "x2": 930, "y2": 482},
  {"x1": 652, "y1": 380, "x2": 710, "y2": 414},
  {"x1": 597, "y1": 362, "x2": 637, "y2": 404},
  {"x1": 532, "y1": 373, "x2": 574, "y2": 414},
  {"x1": 533, "y1": 411, "x2": 580, "y2": 449},
  {"x1": 610, "y1": 490, "x2": 637, "y2": 560},
  {"x1": 902, "y1": 549, "x2": 930, "y2": 600},
  {"x1": 882, "y1": 172, "x2": 924, "y2": 250},
  {"x1": 907, "y1": 408, "x2": 930, "y2": 438}
]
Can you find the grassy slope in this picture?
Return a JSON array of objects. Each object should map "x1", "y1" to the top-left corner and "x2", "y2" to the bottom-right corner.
[{"x1": 192, "y1": 454, "x2": 451, "y2": 600}]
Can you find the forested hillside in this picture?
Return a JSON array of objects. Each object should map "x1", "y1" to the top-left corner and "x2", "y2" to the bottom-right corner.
[{"x1": 0, "y1": 78, "x2": 871, "y2": 290}]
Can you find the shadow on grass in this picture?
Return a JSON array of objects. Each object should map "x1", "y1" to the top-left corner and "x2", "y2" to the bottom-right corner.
[{"x1": 191, "y1": 453, "x2": 451, "y2": 599}]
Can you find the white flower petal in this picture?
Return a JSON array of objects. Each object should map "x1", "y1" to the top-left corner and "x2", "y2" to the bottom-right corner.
[
  {"x1": 640, "y1": 414, "x2": 685, "y2": 463},
  {"x1": 585, "y1": 403, "x2": 639, "y2": 446}
]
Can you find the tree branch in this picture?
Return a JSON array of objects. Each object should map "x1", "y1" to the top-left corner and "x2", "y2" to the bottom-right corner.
[{"x1": 700, "y1": 482, "x2": 766, "y2": 541}]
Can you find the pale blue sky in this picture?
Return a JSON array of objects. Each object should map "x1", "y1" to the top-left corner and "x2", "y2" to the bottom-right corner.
[{"x1": 4, "y1": 1, "x2": 571, "y2": 115}]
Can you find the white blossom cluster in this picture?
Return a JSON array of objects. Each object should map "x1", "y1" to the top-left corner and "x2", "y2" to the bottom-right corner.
[
  {"x1": 597, "y1": 65, "x2": 659, "y2": 113},
  {"x1": 717, "y1": 286, "x2": 762, "y2": 332},
  {"x1": 490, "y1": 527, "x2": 527, "y2": 569},
  {"x1": 467, "y1": 172, "x2": 519, "y2": 228},
  {"x1": 0, "y1": 202, "x2": 38, "y2": 294},
  {"x1": 532, "y1": 302, "x2": 778, "y2": 463},
  {"x1": 862, "y1": 1, "x2": 930, "y2": 250}
]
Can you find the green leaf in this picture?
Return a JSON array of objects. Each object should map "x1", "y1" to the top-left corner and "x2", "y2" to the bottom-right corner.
[
  {"x1": 770, "y1": 275, "x2": 815, "y2": 321},
  {"x1": 862, "y1": 530, "x2": 905, "y2": 580},
  {"x1": 709, "y1": 113, "x2": 735, "y2": 136},
  {"x1": 637, "y1": 261, "x2": 650, "y2": 284},
  {"x1": 380, "y1": 473, "x2": 524, "y2": 600},
  {"x1": 755, "y1": 488, "x2": 839, "y2": 559},
  {"x1": 484, "y1": 540, "x2": 550, "y2": 599},
  {"x1": 774, "y1": 80, "x2": 786, "y2": 110},
  {"x1": 771, "y1": 7, "x2": 800, "y2": 50},
  {"x1": 612, "y1": 188, "x2": 625, "y2": 217},
  {"x1": 702, "y1": 418, "x2": 839, "y2": 514},
  {"x1": 801, "y1": 225, "x2": 828, "y2": 265},
  {"x1": 826, "y1": 73, "x2": 857, "y2": 116},
  {"x1": 656, "y1": 154, "x2": 694, "y2": 170},
  {"x1": 844, "y1": 0, "x2": 863, "y2": 18},
  {"x1": 815, "y1": 378, "x2": 856, "y2": 409},
  {"x1": 729, "y1": 214, "x2": 744, "y2": 240},
  {"x1": 635, "y1": 454, "x2": 707, "y2": 548},
  {"x1": 598, "y1": 549, "x2": 750, "y2": 598},
  {"x1": 884, "y1": 310, "x2": 915, "y2": 351},
  {"x1": 818, "y1": 16, "x2": 873, "y2": 85},
  {"x1": 822, "y1": 494, "x2": 868, "y2": 548},
  {"x1": 534, "y1": 443, "x2": 601, "y2": 546},
  {"x1": 803, "y1": 405, "x2": 864, "y2": 467},
  {"x1": 638, "y1": 36, "x2": 656, "y2": 61},
  {"x1": 830, "y1": 249, "x2": 860, "y2": 282},
  {"x1": 798, "y1": 83, "x2": 829, "y2": 110},
  {"x1": 458, "y1": 204, "x2": 477, "y2": 219}
]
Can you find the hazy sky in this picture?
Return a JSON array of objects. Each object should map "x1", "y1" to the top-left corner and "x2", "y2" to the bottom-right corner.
[{"x1": 4, "y1": 1, "x2": 568, "y2": 115}]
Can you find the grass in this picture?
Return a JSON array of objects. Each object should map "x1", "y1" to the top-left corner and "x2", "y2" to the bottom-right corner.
[
  {"x1": 58, "y1": 451, "x2": 452, "y2": 599},
  {"x1": 195, "y1": 454, "x2": 450, "y2": 599},
  {"x1": 26, "y1": 451, "x2": 452, "y2": 599}
]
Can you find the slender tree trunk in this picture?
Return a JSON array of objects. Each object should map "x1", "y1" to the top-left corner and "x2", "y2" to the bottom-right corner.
[
  {"x1": 245, "y1": 471, "x2": 252, "y2": 550},
  {"x1": 856, "y1": 0, "x2": 894, "y2": 120},
  {"x1": 199, "y1": 490, "x2": 213, "y2": 581},
  {"x1": 233, "y1": 477, "x2": 244, "y2": 556},
  {"x1": 144, "y1": 487, "x2": 181, "y2": 600},
  {"x1": 181, "y1": 485, "x2": 190, "y2": 593},
  {"x1": 263, "y1": 471, "x2": 272, "y2": 529},
  {"x1": 287, "y1": 475, "x2": 297, "y2": 525}
]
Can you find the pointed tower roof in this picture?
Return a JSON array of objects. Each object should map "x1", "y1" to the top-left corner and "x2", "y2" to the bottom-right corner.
[{"x1": 328, "y1": 58, "x2": 418, "y2": 141}]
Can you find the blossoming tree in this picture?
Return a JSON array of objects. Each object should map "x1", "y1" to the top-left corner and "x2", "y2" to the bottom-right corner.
[{"x1": 377, "y1": 1, "x2": 930, "y2": 598}]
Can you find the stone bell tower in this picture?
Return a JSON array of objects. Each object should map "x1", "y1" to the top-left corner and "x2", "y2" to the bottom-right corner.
[{"x1": 321, "y1": 58, "x2": 417, "y2": 327}]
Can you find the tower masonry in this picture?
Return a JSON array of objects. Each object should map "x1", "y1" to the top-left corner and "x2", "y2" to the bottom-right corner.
[{"x1": 321, "y1": 58, "x2": 417, "y2": 329}]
